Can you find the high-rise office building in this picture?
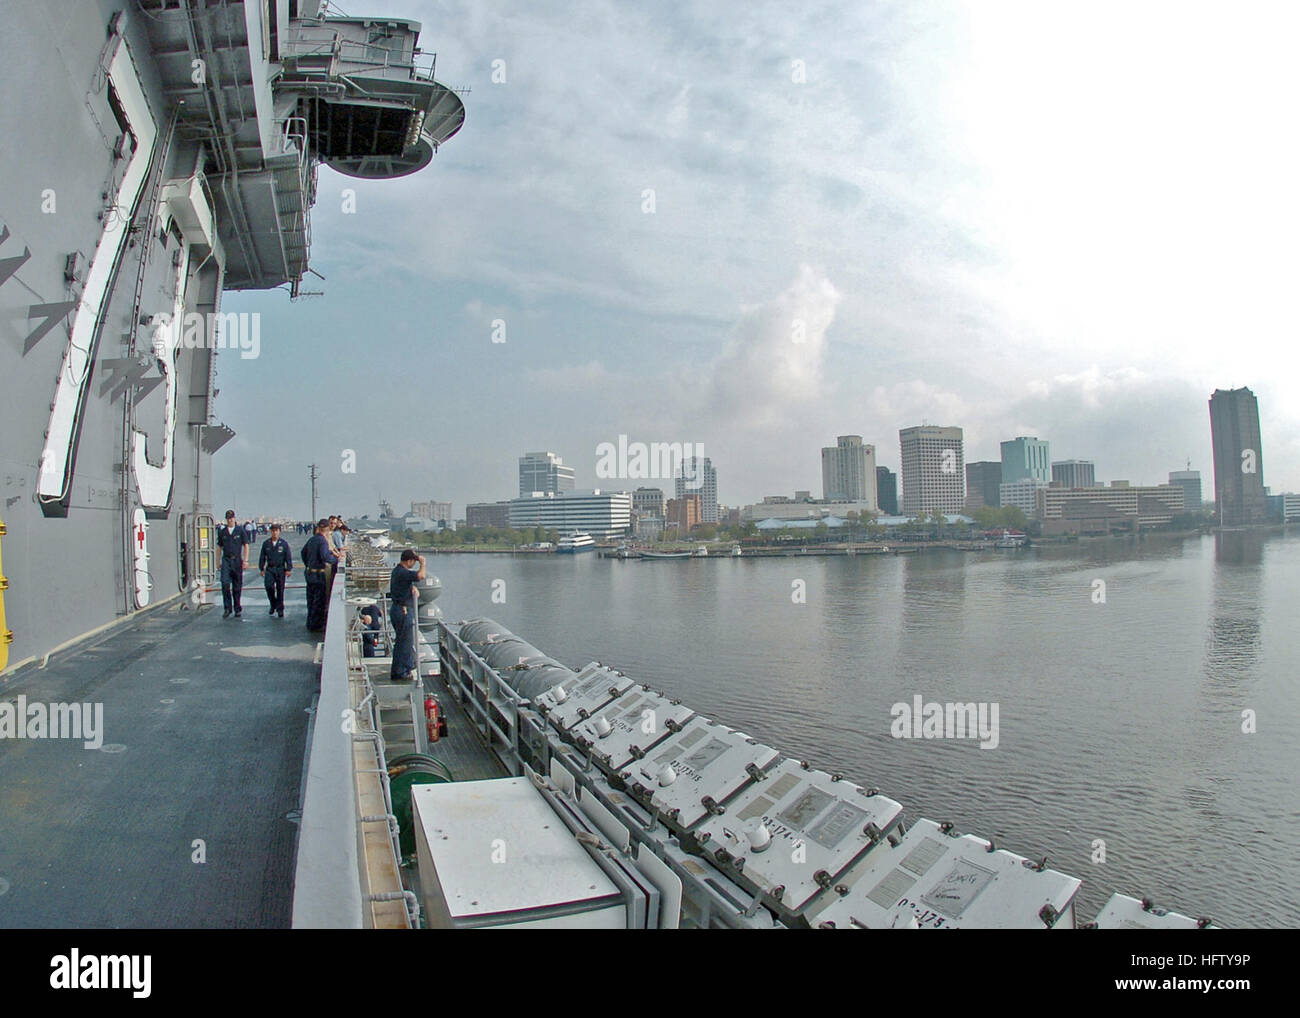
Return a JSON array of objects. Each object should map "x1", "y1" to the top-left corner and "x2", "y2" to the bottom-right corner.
[
  {"x1": 519, "y1": 451, "x2": 576, "y2": 496},
  {"x1": 1209, "y1": 387, "x2": 1267, "y2": 526},
  {"x1": 675, "y1": 456, "x2": 717, "y2": 523},
  {"x1": 899, "y1": 426, "x2": 965, "y2": 515},
  {"x1": 821, "y1": 435, "x2": 877, "y2": 507},
  {"x1": 1168, "y1": 470, "x2": 1202, "y2": 512},
  {"x1": 1001, "y1": 436, "x2": 1051, "y2": 484},
  {"x1": 965, "y1": 461, "x2": 1002, "y2": 509},
  {"x1": 1051, "y1": 460, "x2": 1096, "y2": 489},
  {"x1": 875, "y1": 467, "x2": 898, "y2": 516},
  {"x1": 466, "y1": 501, "x2": 511, "y2": 529}
]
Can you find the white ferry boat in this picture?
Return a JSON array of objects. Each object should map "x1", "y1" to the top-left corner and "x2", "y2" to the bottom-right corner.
[{"x1": 556, "y1": 532, "x2": 596, "y2": 553}]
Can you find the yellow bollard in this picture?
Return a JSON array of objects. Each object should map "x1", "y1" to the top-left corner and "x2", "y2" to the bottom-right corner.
[{"x1": 0, "y1": 516, "x2": 11, "y2": 671}]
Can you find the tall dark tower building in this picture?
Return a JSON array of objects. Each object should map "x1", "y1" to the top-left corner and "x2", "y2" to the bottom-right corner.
[
  {"x1": 876, "y1": 466, "x2": 898, "y2": 515},
  {"x1": 965, "y1": 461, "x2": 1002, "y2": 508},
  {"x1": 1209, "y1": 387, "x2": 1267, "y2": 526}
]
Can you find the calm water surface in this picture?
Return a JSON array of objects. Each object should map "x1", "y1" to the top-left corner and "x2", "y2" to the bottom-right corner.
[{"x1": 408, "y1": 531, "x2": 1300, "y2": 928}]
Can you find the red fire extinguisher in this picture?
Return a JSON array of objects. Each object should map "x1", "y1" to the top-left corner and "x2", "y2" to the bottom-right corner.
[{"x1": 425, "y1": 695, "x2": 441, "y2": 743}]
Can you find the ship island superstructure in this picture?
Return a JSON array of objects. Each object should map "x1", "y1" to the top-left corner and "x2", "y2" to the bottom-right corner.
[{"x1": 0, "y1": 0, "x2": 463, "y2": 671}]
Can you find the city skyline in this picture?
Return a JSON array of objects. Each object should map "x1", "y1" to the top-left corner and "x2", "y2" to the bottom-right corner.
[
  {"x1": 274, "y1": 397, "x2": 1262, "y2": 523},
  {"x1": 212, "y1": 0, "x2": 1300, "y2": 517}
]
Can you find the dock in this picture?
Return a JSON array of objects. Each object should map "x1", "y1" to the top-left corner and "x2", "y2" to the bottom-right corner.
[{"x1": 597, "y1": 542, "x2": 955, "y2": 558}]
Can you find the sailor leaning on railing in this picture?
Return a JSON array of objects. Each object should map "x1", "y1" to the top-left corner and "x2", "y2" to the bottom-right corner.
[
  {"x1": 301, "y1": 518, "x2": 347, "y2": 633},
  {"x1": 387, "y1": 550, "x2": 427, "y2": 682}
]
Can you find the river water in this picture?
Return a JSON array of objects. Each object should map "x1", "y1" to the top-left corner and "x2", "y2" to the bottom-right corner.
[{"x1": 401, "y1": 531, "x2": 1299, "y2": 928}]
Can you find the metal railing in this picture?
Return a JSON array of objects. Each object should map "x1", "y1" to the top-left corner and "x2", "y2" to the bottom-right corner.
[{"x1": 436, "y1": 621, "x2": 769, "y2": 929}]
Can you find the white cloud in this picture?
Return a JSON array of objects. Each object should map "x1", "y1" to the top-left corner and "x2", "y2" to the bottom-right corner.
[{"x1": 689, "y1": 265, "x2": 840, "y2": 431}]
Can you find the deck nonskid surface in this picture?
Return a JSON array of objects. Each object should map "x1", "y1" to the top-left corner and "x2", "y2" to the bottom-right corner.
[{"x1": 0, "y1": 593, "x2": 319, "y2": 928}]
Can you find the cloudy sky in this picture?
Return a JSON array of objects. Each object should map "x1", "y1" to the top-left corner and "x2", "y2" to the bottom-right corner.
[{"x1": 214, "y1": 0, "x2": 1300, "y2": 519}]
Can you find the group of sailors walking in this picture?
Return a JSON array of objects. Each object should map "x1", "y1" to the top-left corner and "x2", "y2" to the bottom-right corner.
[
  {"x1": 213, "y1": 510, "x2": 425, "y2": 680},
  {"x1": 214, "y1": 511, "x2": 350, "y2": 625}
]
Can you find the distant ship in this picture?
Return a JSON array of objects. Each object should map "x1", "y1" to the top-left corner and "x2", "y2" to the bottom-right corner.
[
  {"x1": 641, "y1": 550, "x2": 692, "y2": 560},
  {"x1": 556, "y1": 532, "x2": 596, "y2": 553}
]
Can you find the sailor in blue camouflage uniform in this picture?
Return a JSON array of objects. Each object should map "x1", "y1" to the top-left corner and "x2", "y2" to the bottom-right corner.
[
  {"x1": 258, "y1": 523, "x2": 294, "y2": 617},
  {"x1": 215, "y1": 509, "x2": 249, "y2": 618},
  {"x1": 301, "y1": 519, "x2": 339, "y2": 633}
]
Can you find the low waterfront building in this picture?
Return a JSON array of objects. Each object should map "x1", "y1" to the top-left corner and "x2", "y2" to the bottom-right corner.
[
  {"x1": 634, "y1": 514, "x2": 665, "y2": 540},
  {"x1": 466, "y1": 500, "x2": 512, "y2": 529},
  {"x1": 399, "y1": 513, "x2": 436, "y2": 532},
  {"x1": 755, "y1": 516, "x2": 848, "y2": 533},
  {"x1": 411, "y1": 500, "x2": 452, "y2": 525},
  {"x1": 508, "y1": 490, "x2": 632, "y2": 538},
  {"x1": 872, "y1": 513, "x2": 975, "y2": 531},
  {"x1": 752, "y1": 513, "x2": 975, "y2": 535},
  {"x1": 1000, "y1": 478, "x2": 1048, "y2": 517},
  {"x1": 739, "y1": 499, "x2": 880, "y2": 523},
  {"x1": 1037, "y1": 484, "x2": 1185, "y2": 534}
]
